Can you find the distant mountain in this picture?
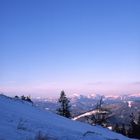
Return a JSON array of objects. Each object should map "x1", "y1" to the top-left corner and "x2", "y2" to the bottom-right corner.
[
  {"x1": 33, "y1": 93, "x2": 140, "y2": 111},
  {"x1": 69, "y1": 93, "x2": 140, "y2": 128},
  {"x1": 0, "y1": 94, "x2": 133, "y2": 140}
]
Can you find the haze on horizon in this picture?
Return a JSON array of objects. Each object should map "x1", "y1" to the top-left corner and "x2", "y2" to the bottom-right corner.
[{"x1": 0, "y1": 0, "x2": 140, "y2": 97}]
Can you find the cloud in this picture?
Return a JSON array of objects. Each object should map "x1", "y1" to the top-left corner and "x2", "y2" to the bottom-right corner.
[
  {"x1": 131, "y1": 82, "x2": 140, "y2": 85},
  {"x1": 87, "y1": 82, "x2": 104, "y2": 86}
]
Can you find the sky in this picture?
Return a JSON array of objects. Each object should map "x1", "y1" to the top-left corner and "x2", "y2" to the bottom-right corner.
[{"x1": 0, "y1": 0, "x2": 140, "y2": 97}]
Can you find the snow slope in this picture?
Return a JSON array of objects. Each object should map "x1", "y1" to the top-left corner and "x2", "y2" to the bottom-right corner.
[{"x1": 0, "y1": 94, "x2": 134, "y2": 140}]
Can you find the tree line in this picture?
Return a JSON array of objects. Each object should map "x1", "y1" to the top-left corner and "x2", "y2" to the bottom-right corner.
[{"x1": 15, "y1": 95, "x2": 33, "y2": 103}]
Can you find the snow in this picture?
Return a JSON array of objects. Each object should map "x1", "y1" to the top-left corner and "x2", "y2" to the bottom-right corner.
[
  {"x1": 73, "y1": 110, "x2": 98, "y2": 120},
  {"x1": 128, "y1": 101, "x2": 133, "y2": 108},
  {"x1": 0, "y1": 94, "x2": 134, "y2": 140},
  {"x1": 73, "y1": 110, "x2": 108, "y2": 121}
]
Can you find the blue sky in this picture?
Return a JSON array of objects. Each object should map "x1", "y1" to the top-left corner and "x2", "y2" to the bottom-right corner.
[{"x1": 0, "y1": 0, "x2": 140, "y2": 97}]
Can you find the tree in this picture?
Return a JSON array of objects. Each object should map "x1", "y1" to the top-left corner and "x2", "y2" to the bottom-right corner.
[
  {"x1": 113, "y1": 123, "x2": 126, "y2": 136},
  {"x1": 96, "y1": 96, "x2": 104, "y2": 110},
  {"x1": 120, "y1": 124, "x2": 126, "y2": 136},
  {"x1": 113, "y1": 123, "x2": 120, "y2": 133},
  {"x1": 57, "y1": 91, "x2": 71, "y2": 118},
  {"x1": 21, "y1": 95, "x2": 26, "y2": 100},
  {"x1": 134, "y1": 112, "x2": 140, "y2": 138},
  {"x1": 20, "y1": 95, "x2": 33, "y2": 104},
  {"x1": 26, "y1": 96, "x2": 33, "y2": 103},
  {"x1": 137, "y1": 113, "x2": 140, "y2": 139},
  {"x1": 128, "y1": 113, "x2": 135, "y2": 137},
  {"x1": 90, "y1": 96, "x2": 109, "y2": 127},
  {"x1": 15, "y1": 95, "x2": 19, "y2": 99},
  {"x1": 128, "y1": 113, "x2": 140, "y2": 139}
]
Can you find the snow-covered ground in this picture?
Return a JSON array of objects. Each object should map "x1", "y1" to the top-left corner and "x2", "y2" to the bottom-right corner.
[
  {"x1": 0, "y1": 94, "x2": 134, "y2": 140},
  {"x1": 73, "y1": 110, "x2": 108, "y2": 121}
]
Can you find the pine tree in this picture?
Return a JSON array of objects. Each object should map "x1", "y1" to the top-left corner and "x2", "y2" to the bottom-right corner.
[
  {"x1": 120, "y1": 124, "x2": 126, "y2": 136},
  {"x1": 137, "y1": 113, "x2": 140, "y2": 125},
  {"x1": 15, "y1": 95, "x2": 19, "y2": 99},
  {"x1": 57, "y1": 91, "x2": 71, "y2": 118},
  {"x1": 128, "y1": 113, "x2": 140, "y2": 139},
  {"x1": 113, "y1": 123, "x2": 120, "y2": 133},
  {"x1": 26, "y1": 96, "x2": 33, "y2": 103},
  {"x1": 21, "y1": 95, "x2": 26, "y2": 100},
  {"x1": 135, "y1": 112, "x2": 140, "y2": 138}
]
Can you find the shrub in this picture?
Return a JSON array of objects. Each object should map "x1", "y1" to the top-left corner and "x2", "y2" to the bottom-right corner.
[
  {"x1": 17, "y1": 119, "x2": 27, "y2": 130},
  {"x1": 35, "y1": 131, "x2": 56, "y2": 140}
]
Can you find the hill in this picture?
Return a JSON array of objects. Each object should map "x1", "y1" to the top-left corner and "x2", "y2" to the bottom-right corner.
[{"x1": 0, "y1": 94, "x2": 134, "y2": 140}]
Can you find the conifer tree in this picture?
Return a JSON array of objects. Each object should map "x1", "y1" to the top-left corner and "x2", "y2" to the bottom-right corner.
[
  {"x1": 135, "y1": 113, "x2": 140, "y2": 138},
  {"x1": 21, "y1": 95, "x2": 26, "y2": 100},
  {"x1": 57, "y1": 91, "x2": 71, "y2": 118},
  {"x1": 113, "y1": 123, "x2": 120, "y2": 133},
  {"x1": 26, "y1": 96, "x2": 33, "y2": 103},
  {"x1": 128, "y1": 113, "x2": 140, "y2": 139},
  {"x1": 120, "y1": 124, "x2": 126, "y2": 136}
]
